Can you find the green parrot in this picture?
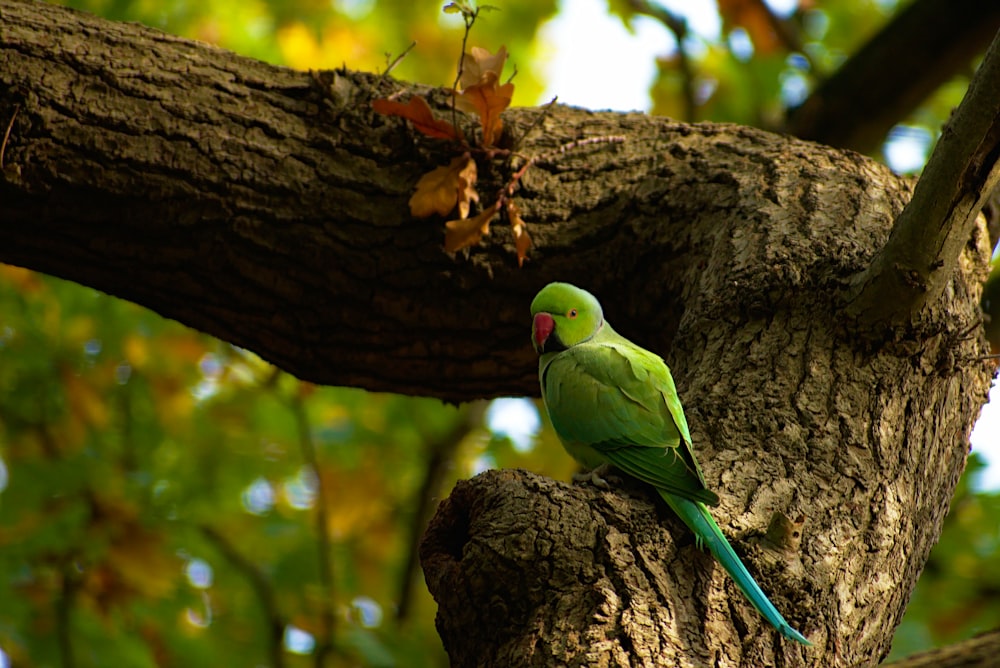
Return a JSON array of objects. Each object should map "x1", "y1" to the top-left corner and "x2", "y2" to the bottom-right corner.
[{"x1": 530, "y1": 282, "x2": 810, "y2": 646}]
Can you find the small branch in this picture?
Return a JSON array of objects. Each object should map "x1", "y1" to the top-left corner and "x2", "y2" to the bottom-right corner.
[
  {"x1": 56, "y1": 561, "x2": 79, "y2": 668},
  {"x1": 1, "y1": 103, "x2": 19, "y2": 169},
  {"x1": 384, "y1": 41, "x2": 416, "y2": 78},
  {"x1": 845, "y1": 31, "x2": 1000, "y2": 328},
  {"x1": 396, "y1": 401, "x2": 486, "y2": 623},
  {"x1": 752, "y1": 0, "x2": 805, "y2": 56},
  {"x1": 626, "y1": 0, "x2": 695, "y2": 121},
  {"x1": 369, "y1": 42, "x2": 418, "y2": 98},
  {"x1": 200, "y1": 525, "x2": 286, "y2": 668},
  {"x1": 512, "y1": 96, "x2": 557, "y2": 153},
  {"x1": 289, "y1": 387, "x2": 336, "y2": 667},
  {"x1": 494, "y1": 135, "x2": 627, "y2": 209},
  {"x1": 883, "y1": 626, "x2": 1000, "y2": 668},
  {"x1": 532, "y1": 135, "x2": 627, "y2": 166},
  {"x1": 450, "y1": 5, "x2": 480, "y2": 139},
  {"x1": 787, "y1": 0, "x2": 1000, "y2": 153}
]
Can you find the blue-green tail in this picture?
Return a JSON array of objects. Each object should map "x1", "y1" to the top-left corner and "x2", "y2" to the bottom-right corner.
[{"x1": 662, "y1": 492, "x2": 811, "y2": 646}]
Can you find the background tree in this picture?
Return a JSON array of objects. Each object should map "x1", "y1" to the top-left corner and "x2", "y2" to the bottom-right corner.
[{"x1": 0, "y1": 0, "x2": 999, "y2": 666}]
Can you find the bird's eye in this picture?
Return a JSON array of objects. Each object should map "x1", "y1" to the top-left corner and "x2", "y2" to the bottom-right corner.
[{"x1": 567, "y1": 308, "x2": 578, "y2": 319}]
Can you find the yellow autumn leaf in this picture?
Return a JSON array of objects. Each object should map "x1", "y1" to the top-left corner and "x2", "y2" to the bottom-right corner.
[
  {"x1": 454, "y1": 73, "x2": 513, "y2": 147},
  {"x1": 409, "y1": 154, "x2": 478, "y2": 218},
  {"x1": 459, "y1": 45, "x2": 508, "y2": 89},
  {"x1": 445, "y1": 207, "x2": 496, "y2": 253},
  {"x1": 373, "y1": 96, "x2": 463, "y2": 141},
  {"x1": 124, "y1": 334, "x2": 149, "y2": 368},
  {"x1": 0, "y1": 264, "x2": 44, "y2": 293},
  {"x1": 717, "y1": 0, "x2": 782, "y2": 55},
  {"x1": 62, "y1": 368, "x2": 110, "y2": 429},
  {"x1": 507, "y1": 200, "x2": 532, "y2": 268},
  {"x1": 106, "y1": 528, "x2": 179, "y2": 599}
]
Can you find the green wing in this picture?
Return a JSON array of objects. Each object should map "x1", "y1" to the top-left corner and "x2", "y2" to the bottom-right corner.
[{"x1": 541, "y1": 327, "x2": 720, "y2": 506}]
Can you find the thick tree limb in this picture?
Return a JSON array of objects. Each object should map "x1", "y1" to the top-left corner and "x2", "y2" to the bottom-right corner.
[
  {"x1": 787, "y1": 0, "x2": 1000, "y2": 154},
  {"x1": 846, "y1": 31, "x2": 1000, "y2": 328},
  {"x1": 0, "y1": 0, "x2": 953, "y2": 401},
  {"x1": 884, "y1": 627, "x2": 1000, "y2": 668}
]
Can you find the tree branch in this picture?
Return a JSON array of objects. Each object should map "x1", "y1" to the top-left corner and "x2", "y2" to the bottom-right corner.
[
  {"x1": 289, "y1": 385, "x2": 337, "y2": 666},
  {"x1": 1, "y1": 0, "x2": 952, "y2": 402},
  {"x1": 395, "y1": 401, "x2": 485, "y2": 623},
  {"x1": 846, "y1": 30, "x2": 1000, "y2": 328},
  {"x1": 56, "y1": 560, "x2": 79, "y2": 668},
  {"x1": 884, "y1": 627, "x2": 1000, "y2": 668},
  {"x1": 200, "y1": 524, "x2": 286, "y2": 668},
  {"x1": 625, "y1": 0, "x2": 696, "y2": 121},
  {"x1": 787, "y1": 0, "x2": 1000, "y2": 154}
]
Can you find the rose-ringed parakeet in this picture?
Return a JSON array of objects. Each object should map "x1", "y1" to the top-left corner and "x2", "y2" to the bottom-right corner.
[{"x1": 530, "y1": 282, "x2": 810, "y2": 646}]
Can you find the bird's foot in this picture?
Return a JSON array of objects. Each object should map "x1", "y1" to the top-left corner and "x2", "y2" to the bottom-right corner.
[{"x1": 573, "y1": 464, "x2": 616, "y2": 490}]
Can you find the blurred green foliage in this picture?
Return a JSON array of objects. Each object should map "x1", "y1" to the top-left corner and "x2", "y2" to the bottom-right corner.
[
  {"x1": 2, "y1": 0, "x2": 996, "y2": 665},
  {"x1": 0, "y1": 265, "x2": 573, "y2": 666},
  {"x1": 887, "y1": 456, "x2": 1000, "y2": 660}
]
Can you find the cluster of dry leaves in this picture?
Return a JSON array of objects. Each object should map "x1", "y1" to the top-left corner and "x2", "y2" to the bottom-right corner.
[{"x1": 373, "y1": 45, "x2": 531, "y2": 266}]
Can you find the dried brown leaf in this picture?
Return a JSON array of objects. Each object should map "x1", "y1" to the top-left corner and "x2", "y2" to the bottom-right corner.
[
  {"x1": 372, "y1": 96, "x2": 464, "y2": 141},
  {"x1": 717, "y1": 0, "x2": 781, "y2": 55},
  {"x1": 455, "y1": 72, "x2": 513, "y2": 147},
  {"x1": 507, "y1": 200, "x2": 532, "y2": 267},
  {"x1": 459, "y1": 45, "x2": 508, "y2": 89},
  {"x1": 445, "y1": 207, "x2": 496, "y2": 253},
  {"x1": 410, "y1": 155, "x2": 478, "y2": 218}
]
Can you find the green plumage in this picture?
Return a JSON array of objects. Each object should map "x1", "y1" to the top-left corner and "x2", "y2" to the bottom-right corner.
[{"x1": 531, "y1": 282, "x2": 810, "y2": 646}]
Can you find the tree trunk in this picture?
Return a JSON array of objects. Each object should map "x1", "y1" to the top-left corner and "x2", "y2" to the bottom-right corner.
[
  {"x1": 419, "y1": 165, "x2": 993, "y2": 665},
  {"x1": 0, "y1": 2, "x2": 995, "y2": 666}
]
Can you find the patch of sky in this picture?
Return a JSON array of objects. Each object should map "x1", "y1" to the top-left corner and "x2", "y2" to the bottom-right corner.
[
  {"x1": 242, "y1": 477, "x2": 275, "y2": 515},
  {"x1": 971, "y1": 380, "x2": 1000, "y2": 492},
  {"x1": 186, "y1": 558, "x2": 213, "y2": 589},
  {"x1": 284, "y1": 626, "x2": 316, "y2": 655},
  {"x1": 283, "y1": 467, "x2": 318, "y2": 510},
  {"x1": 486, "y1": 398, "x2": 540, "y2": 453},
  {"x1": 351, "y1": 596, "x2": 383, "y2": 628},
  {"x1": 728, "y1": 27, "x2": 753, "y2": 61},
  {"x1": 883, "y1": 125, "x2": 933, "y2": 174}
]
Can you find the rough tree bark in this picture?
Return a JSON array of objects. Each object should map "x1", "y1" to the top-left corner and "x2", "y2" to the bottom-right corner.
[{"x1": 0, "y1": 2, "x2": 996, "y2": 667}]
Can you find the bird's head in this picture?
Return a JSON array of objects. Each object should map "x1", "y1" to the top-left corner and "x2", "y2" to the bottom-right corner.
[{"x1": 530, "y1": 282, "x2": 604, "y2": 354}]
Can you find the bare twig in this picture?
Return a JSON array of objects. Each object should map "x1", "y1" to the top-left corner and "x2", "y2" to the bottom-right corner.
[
  {"x1": 450, "y1": 5, "x2": 481, "y2": 139},
  {"x1": 384, "y1": 41, "x2": 416, "y2": 78},
  {"x1": 750, "y1": 0, "x2": 806, "y2": 56},
  {"x1": 1, "y1": 103, "x2": 20, "y2": 169},
  {"x1": 289, "y1": 388, "x2": 337, "y2": 667},
  {"x1": 495, "y1": 135, "x2": 626, "y2": 208},
  {"x1": 396, "y1": 401, "x2": 486, "y2": 622},
  {"x1": 505, "y1": 63, "x2": 517, "y2": 85},
  {"x1": 450, "y1": 9, "x2": 478, "y2": 92},
  {"x1": 200, "y1": 525, "x2": 286, "y2": 668},
  {"x1": 367, "y1": 41, "x2": 419, "y2": 100},
  {"x1": 56, "y1": 561, "x2": 79, "y2": 668},
  {"x1": 512, "y1": 96, "x2": 557, "y2": 152},
  {"x1": 884, "y1": 625, "x2": 1000, "y2": 667},
  {"x1": 533, "y1": 135, "x2": 627, "y2": 165},
  {"x1": 626, "y1": 0, "x2": 695, "y2": 121},
  {"x1": 787, "y1": 0, "x2": 1000, "y2": 153},
  {"x1": 845, "y1": 31, "x2": 1000, "y2": 328}
]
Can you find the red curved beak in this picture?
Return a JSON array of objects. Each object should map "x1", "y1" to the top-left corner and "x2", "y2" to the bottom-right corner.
[{"x1": 532, "y1": 312, "x2": 554, "y2": 353}]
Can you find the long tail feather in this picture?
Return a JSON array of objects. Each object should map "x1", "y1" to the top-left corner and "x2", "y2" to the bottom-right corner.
[{"x1": 661, "y1": 492, "x2": 811, "y2": 646}]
